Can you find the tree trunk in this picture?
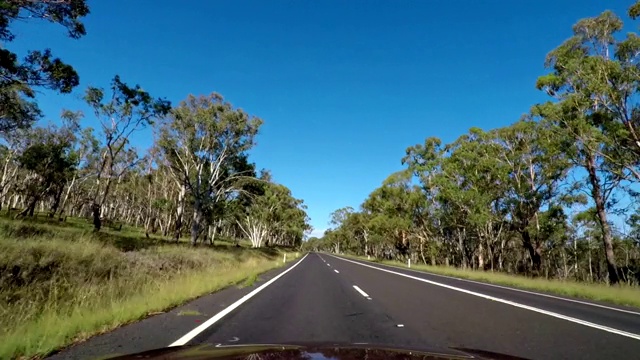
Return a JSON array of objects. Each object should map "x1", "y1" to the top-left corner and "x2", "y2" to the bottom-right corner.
[
  {"x1": 363, "y1": 230, "x2": 369, "y2": 256},
  {"x1": 92, "y1": 202, "x2": 101, "y2": 231},
  {"x1": 17, "y1": 196, "x2": 38, "y2": 218},
  {"x1": 173, "y1": 184, "x2": 186, "y2": 242},
  {"x1": 498, "y1": 237, "x2": 505, "y2": 271},
  {"x1": 588, "y1": 237, "x2": 593, "y2": 282},
  {"x1": 57, "y1": 175, "x2": 76, "y2": 220},
  {"x1": 49, "y1": 186, "x2": 64, "y2": 218},
  {"x1": 488, "y1": 242, "x2": 494, "y2": 271},
  {"x1": 562, "y1": 249, "x2": 568, "y2": 279},
  {"x1": 458, "y1": 230, "x2": 468, "y2": 269},
  {"x1": 190, "y1": 200, "x2": 203, "y2": 246},
  {"x1": 150, "y1": 217, "x2": 157, "y2": 234},
  {"x1": 208, "y1": 224, "x2": 214, "y2": 246},
  {"x1": 163, "y1": 212, "x2": 171, "y2": 237},
  {"x1": 144, "y1": 216, "x2": 152, "y2": 238},
  {"x1": 585, "y1": 153, "x2": 620, "y2": 284},
  {"x1": 419, "y1": 237, "x2": 427, "y2": 265},
  {"x1": 522, "y1": 229, "x2": 542, "y2": 275}
]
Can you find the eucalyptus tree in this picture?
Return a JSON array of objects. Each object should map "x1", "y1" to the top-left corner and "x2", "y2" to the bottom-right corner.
[
  {"x1": 534, "y1": 8, "x2": 638, "y2": 283},
  {"x1": 158, "y1": 93, "x2": 262, "y2": 245},
  {"x1": 236, "y1": 181, "x2": 310, "y2": 248},
  {"x1": 361, "y1": 171, "x2": 425, "y2": 260},
  {"x1": 404, "y1": 137, "x2": 448, "y2": 265},
  {"x1": 328, "y1": 206, "x2": 354, "y2": 254},
  {"x1": 84, "y1": 76, "x2": 170, "y2": 231},
  {"x1": 444, "y1": 128, "x2": 510, "y2": 269},
  {"x1": 15, "y1": 125, "x2": 76, "y2": 217},
  {"x1": 493, "y1": 119, "x2": 572, "y2": 273}
]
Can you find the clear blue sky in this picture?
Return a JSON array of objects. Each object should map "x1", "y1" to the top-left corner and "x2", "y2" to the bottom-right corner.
[{"x1": 10, "y1": 0, "x2": 632, "y2": 236}]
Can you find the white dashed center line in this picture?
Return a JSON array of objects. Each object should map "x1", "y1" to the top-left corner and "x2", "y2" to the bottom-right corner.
[
  {"x1": 353, "y1": 285, "x2": 372, "y2": 300},
  {"x1": 334, "y1": 269, "x2": 340, "y2": 273}
]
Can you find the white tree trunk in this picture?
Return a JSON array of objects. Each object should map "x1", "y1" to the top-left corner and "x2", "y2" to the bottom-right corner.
[{"x1": 237, "y1": 216, "x2": 268, "y2": 248}]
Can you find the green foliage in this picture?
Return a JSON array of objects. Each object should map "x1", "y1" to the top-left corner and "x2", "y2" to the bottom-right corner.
[
  {"x1": 238, "y1": 180, "x2": 310, "y2": 248},
  {"x1": 629, "y1": 1, "x2": 640, "y2": 19},
  {"x1": 158, "y1": 93, "x2": 263, "y2": 244},
  {"x1": 84, "y1": 76, "x2": 171, "y2": 128},
  {"x1": 0, "y1": 0, "x2": 90, "y2": 132}
]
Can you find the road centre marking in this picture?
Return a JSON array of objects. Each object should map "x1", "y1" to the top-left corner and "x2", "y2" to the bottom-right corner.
[
  {"x1": 353, "y1": 285, "x2": 372, "y2": 300},
  {"x1": 334, "y1": 269, "x2": 340, "y2": 273}
]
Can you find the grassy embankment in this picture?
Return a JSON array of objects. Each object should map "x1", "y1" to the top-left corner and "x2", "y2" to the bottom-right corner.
[
  {"x1": 342, "y1": 254, "x2": 640, "y2": 309},
  {"x1": 0, "y1": 215, "x2": 298, "y2": 359}
]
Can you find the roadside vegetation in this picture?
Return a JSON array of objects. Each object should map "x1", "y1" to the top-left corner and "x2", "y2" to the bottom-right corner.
[
  {"x1": 0, "y1": 216, "x2": 299, "y2": 359},
  {"x1": 308, "y1": 2, "x2": 640, "y2": 287},
  {"x1": 0, "y1": 3, "x2": 309, "y2": 359}
]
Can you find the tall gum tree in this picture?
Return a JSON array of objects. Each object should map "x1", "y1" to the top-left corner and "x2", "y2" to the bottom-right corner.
[
  {"x1": 494, "y1": 119, "x2": 572, "y2": 274},
  {"x1": 85, "y1": 76, "x2": 170, "y2": 231},
  {"x1": 534, "y1": 8, "x2": 638, "y2": 283},
  {"x1": 158, "y1": 93, "x2": 262, "y2": 245}
]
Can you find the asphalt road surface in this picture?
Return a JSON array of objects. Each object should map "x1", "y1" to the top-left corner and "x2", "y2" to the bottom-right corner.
[{"x1": 49, "y1": 253, "x2": 640, "y2": 360}]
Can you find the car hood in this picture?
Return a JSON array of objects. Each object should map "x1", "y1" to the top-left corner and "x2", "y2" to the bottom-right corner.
[{"x1": 107, "y1": 343, "x2": 529, "y2": 360}]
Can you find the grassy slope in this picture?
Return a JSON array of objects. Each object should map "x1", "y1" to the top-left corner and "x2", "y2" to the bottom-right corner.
[
  {"x1": 0, "y1": 216, "x2": 297, "y2": 359},
  {"x1": 343, "y1": 255, "x2": 640, "y2": 309}
]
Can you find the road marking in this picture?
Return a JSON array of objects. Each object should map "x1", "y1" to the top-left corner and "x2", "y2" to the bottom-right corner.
[
  {"x1": 358, "y1": 258, "x2": 640, "y2": 317},
  {"x1": 169, "y1": 254, "x2": 308, "y2": 347},
  {"x1": 330, "y1": 255, "x2": 640, "y2": 341},
  {"x1": 334, "y1": 269, "x2": 340, "y2": 273},
  {"x1": 327, "y1": 263, "x2": 330, "y2": 266},
  {"x1": 353, "y1": 285, "x2": 372, "y2": 300}
]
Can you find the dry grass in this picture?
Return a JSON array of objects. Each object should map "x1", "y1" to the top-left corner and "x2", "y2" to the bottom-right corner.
[{"x1": 0, "y1": 217, "x2": 297, "y2": 359}]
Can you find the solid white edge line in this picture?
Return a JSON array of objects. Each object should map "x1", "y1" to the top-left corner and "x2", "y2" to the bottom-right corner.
[
  {"x1": 330, "y1": 254, "x2": 640, "y2": 341},
  {"x1": 334, "y1": 269, "x2": 340, "y2": 273},
  {"x1": 352, "y1": 285, "x2": 370, "y2": 298},
  {"x1": 350, "y1": 256, "x2": 640, "y2": 317},
  {"x1": 169, "y1": 254, "x2": 309, "y2": 347}
]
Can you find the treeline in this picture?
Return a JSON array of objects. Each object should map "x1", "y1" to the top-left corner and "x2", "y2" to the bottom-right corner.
[
  {"x1": 308, "y1": 3, "x2": 640, "y2": 284},
  {"x1": 0, "y1": 1, "x2": 310, "y2": 247}
]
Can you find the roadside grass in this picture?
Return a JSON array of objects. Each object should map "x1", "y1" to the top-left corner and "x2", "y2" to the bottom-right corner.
[
  {"x1": 0, "y1": 217, "x2": 298, "y2": 359},
  {"x1": 343, "y1": 254, "x2": 640, "y2": 309},
  {"x1": 239, "y1": 273, "x2": 258, "y2": 288}
]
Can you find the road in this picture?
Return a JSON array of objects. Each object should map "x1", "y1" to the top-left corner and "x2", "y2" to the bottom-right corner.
[{"x1": 50, "y1": 253, "x2": 640, "y2": 360}]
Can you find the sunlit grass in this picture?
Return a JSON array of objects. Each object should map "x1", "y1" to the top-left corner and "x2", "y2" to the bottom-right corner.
[
  {"x1": 346, "y1": 255, "x2": 640, "y2": 309},
  {"x1": 0, "y1": 217, "x2": 298, "y2": 359}
]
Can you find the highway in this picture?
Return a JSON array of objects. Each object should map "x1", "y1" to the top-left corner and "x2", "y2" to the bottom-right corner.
[{"x1": 50, "y1": 253, "x2": 640, "y2": 359}]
